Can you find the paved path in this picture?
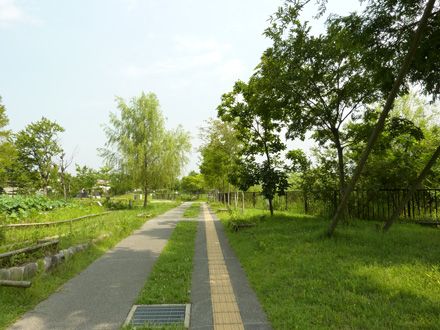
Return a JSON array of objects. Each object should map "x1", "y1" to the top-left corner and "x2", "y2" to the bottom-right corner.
[
  {"x1": 190, "y1": 204, "x2": 272, "y2": 330},
  {"x1": 9, "y1": 202, "x2": 191, "y2": 330}
]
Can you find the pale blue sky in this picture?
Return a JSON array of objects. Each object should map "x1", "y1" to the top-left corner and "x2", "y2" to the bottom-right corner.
[{"x1": 0, "y1": 0, "x2": 362, "y2": 174}]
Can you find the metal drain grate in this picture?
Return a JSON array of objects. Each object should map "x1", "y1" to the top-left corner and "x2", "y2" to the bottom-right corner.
[{"x1": 124, "y1": 304, "x2": 190, "y2": 328}]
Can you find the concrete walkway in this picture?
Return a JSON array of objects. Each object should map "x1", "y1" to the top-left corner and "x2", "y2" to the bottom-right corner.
[
  {"x1": 190, "y1": 204, "x2": 272, "y2": 330},
  {"x1": 9, "y1": 203, "x2": 191, "y2": 330}
]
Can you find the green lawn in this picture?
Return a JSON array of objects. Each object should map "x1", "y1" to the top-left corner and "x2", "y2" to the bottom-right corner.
[
  {"x1": 214, "y1": 205, "x2": 440, "y2": 329},
  {"x1": 131, "y1": 220, "x2": 198, "y2": 330},
  {"x1": 136, "y1": 220, "x2": 198, "y2": 305},
  {"x1": 0, "y1": 202, "x2": 179, "y2": 330},
  {"x1": 182, "y1": 203, "x2": 200, "y2": 218}
]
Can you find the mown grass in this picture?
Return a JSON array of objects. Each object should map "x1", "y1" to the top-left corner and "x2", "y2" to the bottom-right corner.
[
  {"x1": 214, "y1": 205, "x2": 440, "y2": 329},
  {"x1": 136, "y1": 220, "x2": 198, "y2": 304},
  {"x1": 130, "y1": 220, "x2": 198, "y2": 330},
  {"x1": 182, "y1": 203, "x2": 200, "y2": 218},
  {"x1": 0, "y1": 202, "x2": 179, "y2": 330}
]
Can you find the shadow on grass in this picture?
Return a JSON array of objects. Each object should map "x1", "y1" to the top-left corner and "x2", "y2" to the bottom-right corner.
[{"x1": 216, "y1": 207, "x2": 440, "y2": 329}]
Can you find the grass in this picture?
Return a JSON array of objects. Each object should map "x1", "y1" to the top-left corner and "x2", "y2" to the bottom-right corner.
[
  {"x1": 130, "y1": 220, "x2": 198, "y2": 330},
  {"x1": 0, "y1": 202, "x2": 179, "y2": 330},
  {"x1": 182, "y1": 203, "x2": 200, "y2": 218},
  {"x1": 0, "y1": 201, "x2": 179, "y2": 256},
  {"x1": 136, "y1": 220, "x2": 198, "y2": 304},
  {"x1": 213, "y1": 204, "x2": 440, "y2": 329}
]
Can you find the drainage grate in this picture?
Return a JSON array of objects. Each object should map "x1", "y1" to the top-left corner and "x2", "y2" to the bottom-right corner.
[{"x1": 124, "y1": 304, "x2": 190, "y2": 328}]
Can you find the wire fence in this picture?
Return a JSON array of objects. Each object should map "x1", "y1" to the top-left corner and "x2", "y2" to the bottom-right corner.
[{"x1": 211, "y1": 189, "x2": 440, "y2": 222}]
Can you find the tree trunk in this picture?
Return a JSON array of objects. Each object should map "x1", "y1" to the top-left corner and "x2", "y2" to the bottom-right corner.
[
  {"x1": 332, "y1": 129, "x2": 346, "y2": 196},
  {"x1": 383, "y1": 144, "x2": 440, "y2": 231},
  {"x1": 327, "y1": 0, "x2": 436, "y2": 237},
  {"x1": 61, "y1": 172, "x2": 67, "y2": 200},
  {"x1": 268, "y1": 197, "x2": 274, "y2": 216},
  {"x1": 143, "y1": 184, "x2": 148, "y2": 208}
]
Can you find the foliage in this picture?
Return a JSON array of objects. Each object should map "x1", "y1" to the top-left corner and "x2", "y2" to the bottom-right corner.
[
  {"x1": 263, "y1": 4, "x2": 380, "y2": 194},
  {"x1": 199, "y1": 119, "x2": 242, "y2": 191},
  {"x1": 14, "y1": 117, "x2": 64, "y2": 195},
  {"x1": 217, "y1": 207, "x2": 440, "y2": 329},
  {"x1": 0, "y1": 97, "x2": 16, "y2": 188},
  {"x1": 0, "y1": 195, "x2": 70, "y2": 220},
  {"x1": 330, "y1": 0, "x2": 440, "y2": 99},
  {"x1": 101, "y1": 92, "x2": 191, "y2": 207},
  {"x1": 180, "y1": 171, "x2": 205, "y2": 194},
  {"x1": 346, "y1": 93, "x2": 440, "y2": 189},
  {"x1": 70, "y1": 165, "x2": 99, "y2": 196},
  {"x1": 218, "y1": 79, "x2": 289, "y2": 216}
]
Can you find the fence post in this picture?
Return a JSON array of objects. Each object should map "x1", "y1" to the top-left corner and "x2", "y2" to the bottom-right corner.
[
  {"x1": 285, "y1": 193, "x2": 288, "y2": 211},
  {"x1": 252, "y1": 192, "x2": 256, "y2": 208}
]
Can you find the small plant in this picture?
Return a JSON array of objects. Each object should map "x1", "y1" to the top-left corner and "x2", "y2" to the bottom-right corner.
[{"x1": 0, "y1": 195, "x2": 71, "y2": 221}]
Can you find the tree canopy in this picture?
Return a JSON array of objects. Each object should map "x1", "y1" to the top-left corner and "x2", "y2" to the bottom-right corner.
[{"x1": 101, "y1": 92, "x2": 191, "y2": 207}]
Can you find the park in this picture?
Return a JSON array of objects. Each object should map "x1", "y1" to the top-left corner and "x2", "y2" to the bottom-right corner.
[{"x1": 0, "y1": 0, "x2": 439, "y2": 329}]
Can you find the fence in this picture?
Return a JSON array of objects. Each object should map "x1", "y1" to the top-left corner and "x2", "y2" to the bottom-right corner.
[{"x1": 211, "y1": 189, "x2": 440, "y2": 222}]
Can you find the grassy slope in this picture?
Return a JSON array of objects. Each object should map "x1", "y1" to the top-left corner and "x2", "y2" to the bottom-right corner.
[
  {"x1": 214, "y1": 206, "x2": 440, "y2": 329},
  {"x1": 0, "y1": 202, "x2": 179, "y2": 330}
]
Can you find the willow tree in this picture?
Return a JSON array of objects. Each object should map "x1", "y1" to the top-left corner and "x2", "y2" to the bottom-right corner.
[{"x1": 101, "y1": 92, "x2": 190, "y2": 207}]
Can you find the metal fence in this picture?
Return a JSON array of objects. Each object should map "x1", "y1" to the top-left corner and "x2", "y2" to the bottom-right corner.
[{"x1": 212, "y1": 189, "x2": 440, "y2": 222}]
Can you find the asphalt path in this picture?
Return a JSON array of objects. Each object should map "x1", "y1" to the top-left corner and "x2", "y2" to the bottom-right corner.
[{"x1": 9, "y1": 202, "x2": 191, "y2": 330}]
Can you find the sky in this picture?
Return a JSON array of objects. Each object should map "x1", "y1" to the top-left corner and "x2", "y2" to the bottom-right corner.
[{"x1": 0, "y1": 0, "x2": 363, "y2": 175}]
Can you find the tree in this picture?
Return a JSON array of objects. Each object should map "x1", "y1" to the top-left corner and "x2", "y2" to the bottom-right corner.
[
  {"x1": 58, "y1": 151, "x2": 74, "y2": 199},
  {"x1": 101, "y1": 92, "x2": 191, "y2": 207},
  {"x1": 0, "y1": 97, "x2": 16, "y2": 189},
  {"x1": 328, "y1": 0, "x2": 437, "y2": 236},
  {"x1": 15, "y1": 117, "x2": 64, "y2": 195},
  {"x1": 181, "y1": 171, "x2": 205, "y2": 194},
  {"x1": 346, "y1": 93, "x2": 439, "y2": 190},
  {"x1": 71, "y1": 165, "x2": 98, "y2": 196},
  {"x1": 263, "y1": 6, "x2": 380, "y2": 198},
  {"x1": 199, "y1": 119, "x2": 241, "y2": 192},
  {"x1": 218, "y1": 79, "x2": 289, "y2": 216}
]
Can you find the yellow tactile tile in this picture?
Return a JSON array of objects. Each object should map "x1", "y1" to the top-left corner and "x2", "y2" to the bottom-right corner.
[
  {"x1": 215, "y1": 325, "x2": 245, "y2": 330},
  {"x1": 203, "y1": 204, "x2": 244, "y2": 329}
]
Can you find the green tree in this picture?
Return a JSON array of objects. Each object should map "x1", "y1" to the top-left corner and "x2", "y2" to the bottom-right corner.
[
  {"x1": 71, "y1": 165, "x2": 98, "y2": 196},
  {"x1": 218, "y1": 79, "x2": 289, "y2": 216},
  {"x1": 181, "y1": 171, "x2": 205, "y2": 194},
  {"x1": 346, "y1": 94, "x2": 439, "y2": 190},
  {"x1": 0, "y1": 97, "x2": 16, "y2": 189},
  {"x1": 327, "y1": 0, "x2": 437, "y2": 235},
  {"x1": 199, "y1": 119, "x2": 241, "y2": 192},
  {"x1": 263, "y1": 7, "x2": 380, "y2": 197},
  {"x1": 101, "y1": 92, "x2": 191, "y2": 207},
  {"x1": 15, "y1": 117, "x2": 64, "y2": 195}
]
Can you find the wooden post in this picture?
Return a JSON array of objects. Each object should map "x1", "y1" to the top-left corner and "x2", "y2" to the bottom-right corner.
[{"x1": 0, "y1": 280, "x2": 32, "y2": 288}]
